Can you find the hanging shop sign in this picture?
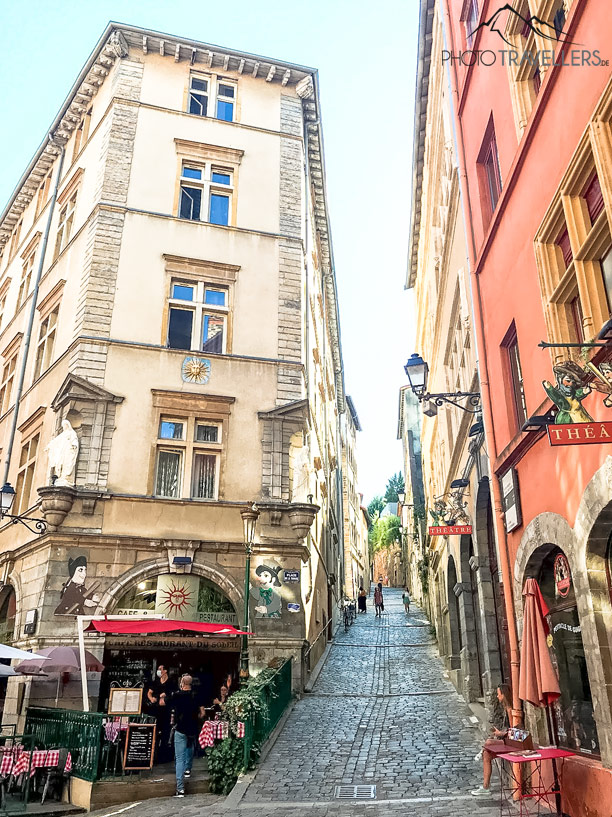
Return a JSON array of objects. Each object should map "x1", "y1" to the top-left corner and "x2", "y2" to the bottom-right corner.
[
  {"x1": 428, "y1": 524, "x2": 472, "y2": 536},
  {"x1": 500, "y1": 467, "x2": 522, "y2": 533},
  {"x1": 155, "y1": 574, "x2": 199, "y2": 620},
  {"x1": 554, "y1": 552, "x2": 572, "y2": 598},
  {"x1": 543, "y1": 359, "x2": 612, "y2": 445},
  {"x1": 428, "y1": 493, "x2": 471, "y2": 536}
]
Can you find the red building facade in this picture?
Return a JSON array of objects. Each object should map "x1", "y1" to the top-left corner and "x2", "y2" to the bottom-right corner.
[{"x1": 442, "y1": 0, "x2": 612, "y2": 813}]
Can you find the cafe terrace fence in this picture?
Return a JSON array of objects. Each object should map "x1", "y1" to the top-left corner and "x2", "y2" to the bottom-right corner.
[
  {"x1": 242, "y1": 657, "x2": 293, "y2": 767},
  {"x1": 25, "y1": 708, "x2": 154, "y2": 782}
]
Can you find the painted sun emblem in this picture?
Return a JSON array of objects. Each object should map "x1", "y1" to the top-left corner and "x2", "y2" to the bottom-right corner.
[
  {"x1": 158, "y1": 580, "x2": 194, "y2": 617},
  {"x1": 181, "y1": 356, "x2": 211, "y2": 384}
]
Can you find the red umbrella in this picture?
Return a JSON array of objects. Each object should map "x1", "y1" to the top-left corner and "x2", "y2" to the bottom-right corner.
[{"x1": 519, "y1": 578, "x2": 561, "y2": 708}]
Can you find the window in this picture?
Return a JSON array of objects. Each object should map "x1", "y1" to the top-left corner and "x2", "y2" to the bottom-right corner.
[
  {"x1": 167, "y1": 280, "x2": 229, "y2": 353},
  {"x1": 15, "y1": 433, "x2": 40, "y2": 514},
  {"x1": 556, "y1": 227, "x2": 573, "y2": 268},
  {"x1": 53, "y1": 191, "x2": 77, "y2": 260},
  {"x1": 8, "y1": 220, "x2": 22, "y2": 259},
  {"x1": 0, "y1": 353, "x2": 17, "y2": 416},
  {"x1": 583, "y1": 172, "x2": 604, "y2": 225},
  {"x1": 553, "y1": 2, "x2": 567, "y2": 39},
  {"x1": 461, "y1": 0, "x2": 479, "y2": 46},
  {"x1": 503, "y1": 326, "x2": 527, "y2": 431},
  {"x1": 17, "y1": 252, "x2": 36, "y2": 311},
  {"x1": 216, "y1": 82, "x2": 235, "y2": 122},
  {"x1": 570, "y1": 296, "x2": 584, "y2": 343},
  {"x1": 179, "y1": 163, "x2": 233, "y2": 226},
  {"x1": 35, "y1": 171, "x2": 52, "y2": 219},
  {"x1": 189, "y1": 74, "x2": 209, "y2": 116},
  {"x1": 33, "y1": 306, "x2": 59, "y2": 381},
  {"x1": 154, "y1": 415, "x2": 222, "y2": 500},
  {"x1": 187, "y1": 74, "x2": 236, "y2": 122},
  {"x1": 72, "y1": 110, "x2": 91, "y2": 162},
  {"x1": 477, "y1": 121, "x2": 502, "y2": 222}
]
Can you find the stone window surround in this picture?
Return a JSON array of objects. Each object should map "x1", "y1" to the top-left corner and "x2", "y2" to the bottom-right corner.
[
  {"x1": 173, "y1": 139, "x2": 243, "y2": 228},
  {"x1": 534, "y1": 84, "x2": 612, "y2": 360},
  {"x1": 32, "y1": 280, "x2": 66, "y2": 385},
  {"x1": 14, "y1": 404, "x2": 46, "y2": 515},
  {"x1": 150, "y1": 389, "x2": 235, "y2": 501},
  {"x1": 161, "y1": 254, "x2": 239, "y2": 354},
  {"x1": 0, "y1": 332, "x2": 23, "y2": 419}
]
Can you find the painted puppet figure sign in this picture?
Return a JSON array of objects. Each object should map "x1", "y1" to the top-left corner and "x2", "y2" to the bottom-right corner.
[
  {"x1": 252, "y1": 563, "x2": 283, "y2": 618},
  {"x1": 54, "y1": 555, "x2": 101, "y2": 616},
  {"x1": 543, "y1": 358, "x2": 612, "y2": 444}
]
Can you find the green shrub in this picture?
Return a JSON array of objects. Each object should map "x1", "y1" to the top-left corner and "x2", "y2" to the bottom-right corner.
[{"x1": 206, "y1": 737, "x2": 244, "y2": 794}]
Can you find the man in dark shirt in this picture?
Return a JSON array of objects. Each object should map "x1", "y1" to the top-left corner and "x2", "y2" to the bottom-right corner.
[
  {"x1": 171, "y1": 674, "x2": 200, "y2": 797},
  {"x1": 147, "y1": 664, "x2": 176, "y2": 763}
]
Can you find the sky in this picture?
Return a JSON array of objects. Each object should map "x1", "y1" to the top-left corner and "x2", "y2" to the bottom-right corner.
[{"x1": 0, "y1": 0, "x2": 419, "y2": 504}]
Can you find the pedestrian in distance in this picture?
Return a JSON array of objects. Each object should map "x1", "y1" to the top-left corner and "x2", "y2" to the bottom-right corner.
[
  {"x1": 374, "y1": 582, "x2": 384, "y2": 617},
  {"x1": 358, "y1": 586, "x2": 367, "y2": 614},
  {"x1": 171, "y1": 674, "x2": 201, "y2": 797},
  {"x1": 402, "y1": 588, "x2": 411, "y2": 615},
  {"x1": 471, "y1": 683, "x2": 513, "y2": 797}
]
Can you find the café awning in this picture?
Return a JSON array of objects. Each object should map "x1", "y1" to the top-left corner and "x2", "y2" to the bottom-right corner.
[{"x1": 86, "y1": 618, "x2": 250, "y2": 636}]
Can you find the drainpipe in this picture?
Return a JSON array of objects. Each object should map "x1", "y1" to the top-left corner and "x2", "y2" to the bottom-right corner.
[
  {"x1": 2, "y1": 136, "x2": 66, "y2": 488},
  {"x1": 440, "y1": 0, "x2": 522, "y2": 724}
]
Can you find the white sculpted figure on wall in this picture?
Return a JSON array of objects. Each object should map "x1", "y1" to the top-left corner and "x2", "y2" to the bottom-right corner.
[{"x1": 45, "y1": 419, "x2": 79, "y2": 486}]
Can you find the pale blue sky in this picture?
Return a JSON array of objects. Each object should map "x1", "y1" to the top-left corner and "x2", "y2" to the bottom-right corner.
[{"x1": 0, "y1": 0, "x2": 418, "y2": 503}]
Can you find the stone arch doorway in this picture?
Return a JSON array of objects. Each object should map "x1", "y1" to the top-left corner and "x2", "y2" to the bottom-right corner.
[
  {"x1": 525, "y1": 542, "x2": 599, "y2": 756},
  {"x1": 447, "y1": 555, "x2": 462, "y2": 669}
]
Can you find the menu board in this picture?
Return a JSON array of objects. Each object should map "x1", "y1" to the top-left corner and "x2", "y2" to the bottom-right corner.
[
  {"x1": 123, "y1": 723, "x2": 156, "y2": 771},
  {"x1": 108, "y1": 688, "x2": 143, "y2": 716}
]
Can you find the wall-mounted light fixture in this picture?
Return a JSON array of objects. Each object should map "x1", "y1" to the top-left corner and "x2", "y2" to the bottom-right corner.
[{"x1": 404, "y1": 354, "x2": 480, "y2": 414}]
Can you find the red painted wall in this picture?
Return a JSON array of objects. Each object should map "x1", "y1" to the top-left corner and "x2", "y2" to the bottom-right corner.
[{"x1": 444, "y1": 0, "x2": 612, "y2": 813}]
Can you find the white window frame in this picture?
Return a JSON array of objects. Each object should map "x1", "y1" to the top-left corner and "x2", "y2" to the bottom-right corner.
[
  {"x1": 15, "y1": 433, "x2": 40, "y2": 514},
  {"x1": 187, "y1": 73, "x2": 236, "y2": 123},
  {"x1": 153, "y1": 416, "x2": 223, "y2": 500},
  {"x1": 54, "y1": 191, "x2": 78, "y2": 260},
  {"x1": 33, "y1": 306, "x2": 59, "y2": 381},
  {"x1": 154, "y1": 447, "x2": 184, "y2": 498},
  {"x1": 191, "y1": 450, "x2": 220, "y2": 500},
  {"x1": 167, "y1": 279, "x2": 229, "y2": 354},
  {"x1": 0, "y1": 353, "x2": 17, "y2": 416},
  {"x1": 179, "y1": 162, "x2": 233, "y2": 226},
  {"x1": 159, "y1": 416, "x2": 186, "y2": 441},
  {"x1": 17, "y1": 252, "x2": 35, "y2": 311}
]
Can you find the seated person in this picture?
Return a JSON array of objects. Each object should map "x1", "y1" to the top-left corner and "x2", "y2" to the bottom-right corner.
[
  {"x1": 471, "y1": 683, "x2": 513, "y2": 797},
  {"x1": 208, "y1": 684, "x2": 229, "y2": 718}
]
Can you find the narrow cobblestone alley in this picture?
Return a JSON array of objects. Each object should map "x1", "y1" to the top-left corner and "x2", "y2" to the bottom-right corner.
[{"x1": 89, "y1": 588, "x2": 502, "y2": 817}]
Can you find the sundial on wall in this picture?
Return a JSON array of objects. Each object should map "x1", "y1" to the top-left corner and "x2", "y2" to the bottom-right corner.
[{"x1": 181, "y1": 357, "x2": 211, "y2": 384}]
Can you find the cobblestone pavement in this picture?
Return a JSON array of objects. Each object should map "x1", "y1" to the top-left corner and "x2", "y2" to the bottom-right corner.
[{"x1": 89, "y1": 589, "x2": 500, "y2": 817}]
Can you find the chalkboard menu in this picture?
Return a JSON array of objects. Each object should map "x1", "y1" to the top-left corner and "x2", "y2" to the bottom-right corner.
[{"x1": 123, "y1": 723, "x2": 156, "y2": 771}]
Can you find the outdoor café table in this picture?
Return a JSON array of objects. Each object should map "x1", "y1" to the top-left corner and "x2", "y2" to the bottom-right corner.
[
  {"x1": 495, "y1": 747, "x2": 575, "y2": 816},
  {"x1": 10, "y1": 750, "x2": 72, "y2": 778}
]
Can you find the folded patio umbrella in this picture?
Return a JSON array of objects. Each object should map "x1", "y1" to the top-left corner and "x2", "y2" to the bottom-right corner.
[
  {"x1": 15, "y1": 646, "x2": 104, "y2": 675},
  {"x1": 519, "y1": 578, "x2": 561, "y2": 708},
  {"x1": 0, "y1": 643, "x2": 50, "y2": 661}
]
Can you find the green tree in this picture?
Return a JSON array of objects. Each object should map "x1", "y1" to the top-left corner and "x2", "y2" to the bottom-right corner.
[
  {"x1": 367, "y1": 496, "x2": 385, "y2": 522},
  {"x1": 368, "y1": 514, "x2": 401, "y2": 557},
  {"x1": 384, "y1": 472, "x2": 405, "y2": 504}
]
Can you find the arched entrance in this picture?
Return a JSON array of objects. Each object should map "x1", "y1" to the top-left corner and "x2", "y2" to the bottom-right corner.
[
  {"x1": 526, "y1": 544, "x2": 599, "y2": 755},
  {"x1": 447, "y1": 556, "x2": 462, "y2": 668}
]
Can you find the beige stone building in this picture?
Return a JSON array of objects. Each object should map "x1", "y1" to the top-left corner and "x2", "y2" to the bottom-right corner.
[
  {"x1": 0, "y1": 23, "x2": 346, "y2": 722},
  {"x1": 340, "y1": 396, "x2": 367, "y2": 597},
  {"x1": 404, "y1": 0, "x2": 508, "y2": 703}
]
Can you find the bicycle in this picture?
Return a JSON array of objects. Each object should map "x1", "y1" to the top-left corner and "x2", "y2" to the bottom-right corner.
[{"x1": 338, "y1": 597, "x2": 356, "y2": 632}]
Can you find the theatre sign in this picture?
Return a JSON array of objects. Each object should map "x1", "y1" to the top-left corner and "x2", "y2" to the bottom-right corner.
[
  {"x1": 542, "y1": 359, "x2": 612, "y2": 446},
  {"x1": 548, "y1": 422, "x2": 612, "y2": 446}
]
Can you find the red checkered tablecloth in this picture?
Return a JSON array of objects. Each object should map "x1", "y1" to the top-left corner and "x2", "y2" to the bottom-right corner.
[
  {"x1": 198, "y1": 721, "x2": 245, "y2": 748},
  {"x1": 0, "y1": 749, "x2": 73, "y2": 778}
]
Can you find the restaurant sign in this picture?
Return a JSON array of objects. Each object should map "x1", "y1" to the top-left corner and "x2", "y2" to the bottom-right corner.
[
  {"x1": 428, "y1": 525, "x2": 472, "y2": 536},
  {"x1": 547, "y1": 421, "x2": 612, "y2": 446}
]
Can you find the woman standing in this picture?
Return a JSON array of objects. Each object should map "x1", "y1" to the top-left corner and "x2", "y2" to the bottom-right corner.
[
  {"x1": 471, "y1": 684, "x2": 513, "y2": 797},
  {"x1": 373, "y1": 583, "x2": 384, "y2": 617},
  {"x1": 358, "y1": 586, "x2": 367, "y2": 614}
]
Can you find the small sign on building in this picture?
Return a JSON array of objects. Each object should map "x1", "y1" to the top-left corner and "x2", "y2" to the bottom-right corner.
[
  {"x1": 283, "y1": 570, "x2": 300, "y2": 583},
  {"x1": 428, "y1": 525, "x2": 472, "y2": 536},
  {"x1": 500, "y1": 467, "x2": 521, "y2": 533},
  {"x1": 547, "y1": 421, "x2": 612, "y2": 446}
]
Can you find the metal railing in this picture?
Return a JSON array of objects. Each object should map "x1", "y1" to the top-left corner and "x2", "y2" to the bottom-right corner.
[
  {"x1": 243, "y1": 658, "x2": 293, "y2": 768},
  {"x1": 25, "y1": 707, "x2": 154, "y2": 782}
]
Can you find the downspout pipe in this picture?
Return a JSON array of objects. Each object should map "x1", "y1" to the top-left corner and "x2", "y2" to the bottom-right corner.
[
  {"x1": 440, "y1": 0, "x2": 522, "y2": 724},
  {"x1": 2, "y1": 137, "x2": 66, "y2": 487}
]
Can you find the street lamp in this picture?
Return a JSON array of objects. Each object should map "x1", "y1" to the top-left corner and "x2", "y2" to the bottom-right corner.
[
  {"x1": 404, "y1": 353, "x2": 480, "y2": 414},
  {"x1": 239, "y1": 503, "x2": 260, "y2": 684},
  {"x1": 0, "y1": 482, "x2": 47, "y2": 534},
  {"x1": 397, "y1": 491, "x2": 405, "y2": 505}
]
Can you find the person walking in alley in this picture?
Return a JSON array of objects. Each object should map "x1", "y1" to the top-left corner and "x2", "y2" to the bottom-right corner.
[
  {"x1": 358, "y1": 586, "x2": 367, "y2": 614},
  {"x1": 374, "y1": 582, "x2": 384, "y2": 617},
  {"x1": 471, "y1": 683, "x2": 513, "y2": 797},
  {"x1": 171, "y1": 674, "x2": 201, "y2": 797},
  {"x1": 402, "y1": 588, "x2": 411, "y2": 615}
]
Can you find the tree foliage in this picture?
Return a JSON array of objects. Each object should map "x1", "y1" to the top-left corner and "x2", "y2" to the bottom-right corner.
[
  {"x1": 367, "y1": 496, "x2": 385, "y2": 523},
  {"x1": 368, "y1": 514, "x2": 401, "y2": 557},
  {"x1": 384, "y1": 472, "x2": 405, "y2": 504}
]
